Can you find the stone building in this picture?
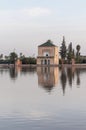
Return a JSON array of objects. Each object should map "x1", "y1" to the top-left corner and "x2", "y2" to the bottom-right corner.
[{"x1": 37, "y1": 40, "x2": 59, "y2": 65}]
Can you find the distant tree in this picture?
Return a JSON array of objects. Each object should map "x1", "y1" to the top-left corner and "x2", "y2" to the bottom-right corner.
[
  {"x1": 68, "y1": 42, "x2": 72, "y2": 52},
  {"x1": 72, "y1": 49, "x2": 75, "y2": 58},
  {"x1": 67, "y1": 42, "x2": 75, "y2": 63},
  {"x1": 59, "y1": 36, "x2": 67, "y2": 64},
  {"x1": 19, "y1": 52, "x2": 25, "y2": 60},
  {"x1": 4, "y1": 55, "x2": 10, "y2": 64},
  {"x1": 21, "y1": 57, "x2": 29, "y2": 64},
  {"x1": 76, "y1": 44, "x2": 81, "y2": 63},
  {"x1": 20, "y1": 52, "x2": 22, "y2": 57},
  {"x1": 9, "y1": 52, "x2": 18, "y2": 65},
  {"x1": 28, "y1": 57, "x2": 36, "y2": 64},
  {"x1": 5, "y1": 55, "x2": 9, "y2": 60},
  {"x1": 21, "y1": 57, "x2": 36, "y2": 64},
  {"x1": 76, "y1": 45, "x2": 81, "y2": 56},
  {"x1": 0, "y1": 54, "x2": 3, "y2": 60}
]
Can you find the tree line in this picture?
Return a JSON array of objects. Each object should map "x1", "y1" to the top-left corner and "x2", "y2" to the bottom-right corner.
[
  {"x1": 0, "y1": 52, "x2": 36, "y2": 64},
  {"x1": 0, "y1": 37, "x2": 85, "y2": 65},
  {"x1": 59, "y1": 36, "x2": 82, "y2": 64}
]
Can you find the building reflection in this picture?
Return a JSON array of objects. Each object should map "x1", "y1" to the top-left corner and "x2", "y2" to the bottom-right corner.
[
  {"x1": 1, "y1": 65, "x2": 86, "y2": 95},
  {"x1": 37, "y1": 67, "x2": 59, "y2": 92}
]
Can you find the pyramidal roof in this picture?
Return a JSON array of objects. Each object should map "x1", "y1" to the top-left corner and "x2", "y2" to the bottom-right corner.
[{"x1": 39, "y1": 40, "x2": 56, "y2": 47}]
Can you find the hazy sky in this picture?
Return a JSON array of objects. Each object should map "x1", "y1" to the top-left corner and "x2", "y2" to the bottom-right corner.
[{"x1": 0, "y1": 0, "x2": 86, "y2": 56}]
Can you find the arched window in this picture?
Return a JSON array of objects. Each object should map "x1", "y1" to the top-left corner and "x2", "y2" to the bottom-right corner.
[
  {"x1": 44, "y1": 59, "x2": 47, "y2": 65},
  {"x1": 48, "y1": 60, "x2": 50, "y2": 65},
  {"x1": 44, "y1": 52, "x2": 49, "y2": 57}
]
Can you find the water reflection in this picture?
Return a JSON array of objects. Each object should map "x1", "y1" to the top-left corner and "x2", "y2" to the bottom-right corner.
[
  {"x1": 60, "y1": 67, "x2": 81, "y2": 95},
  {"x1": 60, "y1": 67, "x2": 67, "y2": 95},
  {"x1": 37, "y1": 67, "x2": 59, "y2": 92},
  {"x1": 66, "y1": 67, "x2": 81, "y2": 86},
  {"x1": 67, "y1": 67, "x2": 74, "y2": 86},
  {"x1": 20, "y1": 67, "x2": 36, "y2": 75},
  {"x1": 9, "y1": 67, "x2": 18, "y2": 80},
  {"x1": 76, "y1": 68, "x2": 80, "y2": 85},
  {"x1": 0, "y1": 66, "x2": 86, "y2": 94},
  {"x1": 60, "y1": 67, "x2": 86, "y2": 94},
  {"x1": 0, "y1": 66, "x2": 86, "y2": 130},
  {"x1": 8, "y1": 66, "x2": 37, "y2": 80},
  {"x1": 0, "y1": 68, "x2": 9, "y2": 75}
]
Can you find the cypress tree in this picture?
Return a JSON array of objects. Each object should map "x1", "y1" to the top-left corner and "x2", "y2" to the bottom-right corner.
[{"x1": 59, "y1": 36, "x2": 67, "y2": 64}]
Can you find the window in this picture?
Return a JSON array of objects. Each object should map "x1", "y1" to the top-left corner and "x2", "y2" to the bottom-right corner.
[
  {"x1": 44, "y1": 52, "x2": 49, "y2": 56},
  {"x1": 46, "y1": 54, "x2": 49, "y2": 56},
  {"x1": 48, "y1": 60, "x2": 50, "y2": 64}
]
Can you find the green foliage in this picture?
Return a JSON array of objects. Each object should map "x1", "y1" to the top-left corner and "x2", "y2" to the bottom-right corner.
[
  {"x1": 67, "y1": 43, "x2": 75, "y2": 64},
  {"x1": 76, "y1": 45, "x2": 80, "y2": 53},
  {"x1": 19, "y1": 53, "x2": 25, "y2": 60},
  {"x1": 0, "y1": 54, "x2": 3, "y2": 60},
  {"x1": 59, "y1": 36, "x2": 67, "y2": 63},
  {"x1": 0, "y1": 52, "x2": 36, "y2": 65},
  {"x1": 59, "y1": 36, "x2": 67, "y2": 59},
  {"x1": 21, "y1": 57, "x2": 36, "y2": 64},
  {"x1": 28, "y1": 57, "x2": 36, "y2": 64},
  {"x1": 9, "y1": 52, "x2": 18, "y2": 64},
  {"x1": 76, "y1": 44, "x2": 81, "y2": 63}
]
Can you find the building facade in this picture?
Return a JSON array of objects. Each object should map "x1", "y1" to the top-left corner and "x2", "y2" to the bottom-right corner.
[{"x1": 37, "y1": 40, "x2": 59, "y2": 65}]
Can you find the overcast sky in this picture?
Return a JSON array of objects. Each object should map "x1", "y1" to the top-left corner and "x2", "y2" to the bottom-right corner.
[{"x1": 0, "y1": 0, "x2": 86, "y2": 56}]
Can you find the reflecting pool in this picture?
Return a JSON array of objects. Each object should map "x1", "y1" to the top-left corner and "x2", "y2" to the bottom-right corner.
[{"x1": 0, "y1": 66, "x2": 86, "y2": 130}]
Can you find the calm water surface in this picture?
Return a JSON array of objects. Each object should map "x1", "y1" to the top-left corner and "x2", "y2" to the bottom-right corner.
[{"x1": 0, "y1": 66, "x2": 86, "y2": 130}]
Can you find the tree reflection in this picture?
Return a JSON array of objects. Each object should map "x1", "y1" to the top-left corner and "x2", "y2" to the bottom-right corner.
[
  {"x1": 67, "y1": 67, "x2": 75, "y2": 87},
  {"x1": 9, "y1": 66, "x2": 37, "y2": 79},
  {"x1": 60, "y1": 67, "x2": 67, "y2": 95},
  {"x1": 9, "y1": 67, "x2": 18, "y2": 80},
  {"x1": 60, "y1": 67, "x2": 85, "y2": 94},
  {"x1": 76, "y1": 68, "x2": 80, "y2": 86},
  {"x1": 0, "y1": 66, "x2": 86, "y2": 95},
  {"x1": 20, "y1": 67, "x2": 36, "y2": 75},
  {"x1": 0, "y1": 68, "x2": 9, "y2": 75}
]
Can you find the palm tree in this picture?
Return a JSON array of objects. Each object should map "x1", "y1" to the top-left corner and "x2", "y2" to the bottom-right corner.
[
  {"x1": 76, "y1": 45, "x2": 80, "y2": 55},
  {"x1": 76, "y1": 44, "x2": 81, "y2": 63}
]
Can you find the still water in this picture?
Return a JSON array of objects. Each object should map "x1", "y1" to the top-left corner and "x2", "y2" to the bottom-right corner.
[{"x1": 0, "y1": 66, "x2": 86, "y2": 130}]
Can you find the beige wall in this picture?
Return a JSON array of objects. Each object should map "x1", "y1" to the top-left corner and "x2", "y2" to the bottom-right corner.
[
  {"x1": 37, "y1": 46, "x2": 59, "y2": 65},
  {"x1": 54, "y1": 47, "x2": 59, "y2": 65},
  {"x1": 37, "y1": 58, "x2": 54, "y2": 65},
  {"x1": 38, "y1": 46, "x2": 55, "y2": 56}
]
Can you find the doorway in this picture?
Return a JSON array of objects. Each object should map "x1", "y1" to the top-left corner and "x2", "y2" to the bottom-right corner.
[
  {"x1": 48, "y1": 60, "x2": 50, "y2": 65},
  {"x1": 44, "y1": 59, "x2": 47, "y2": 65}
]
